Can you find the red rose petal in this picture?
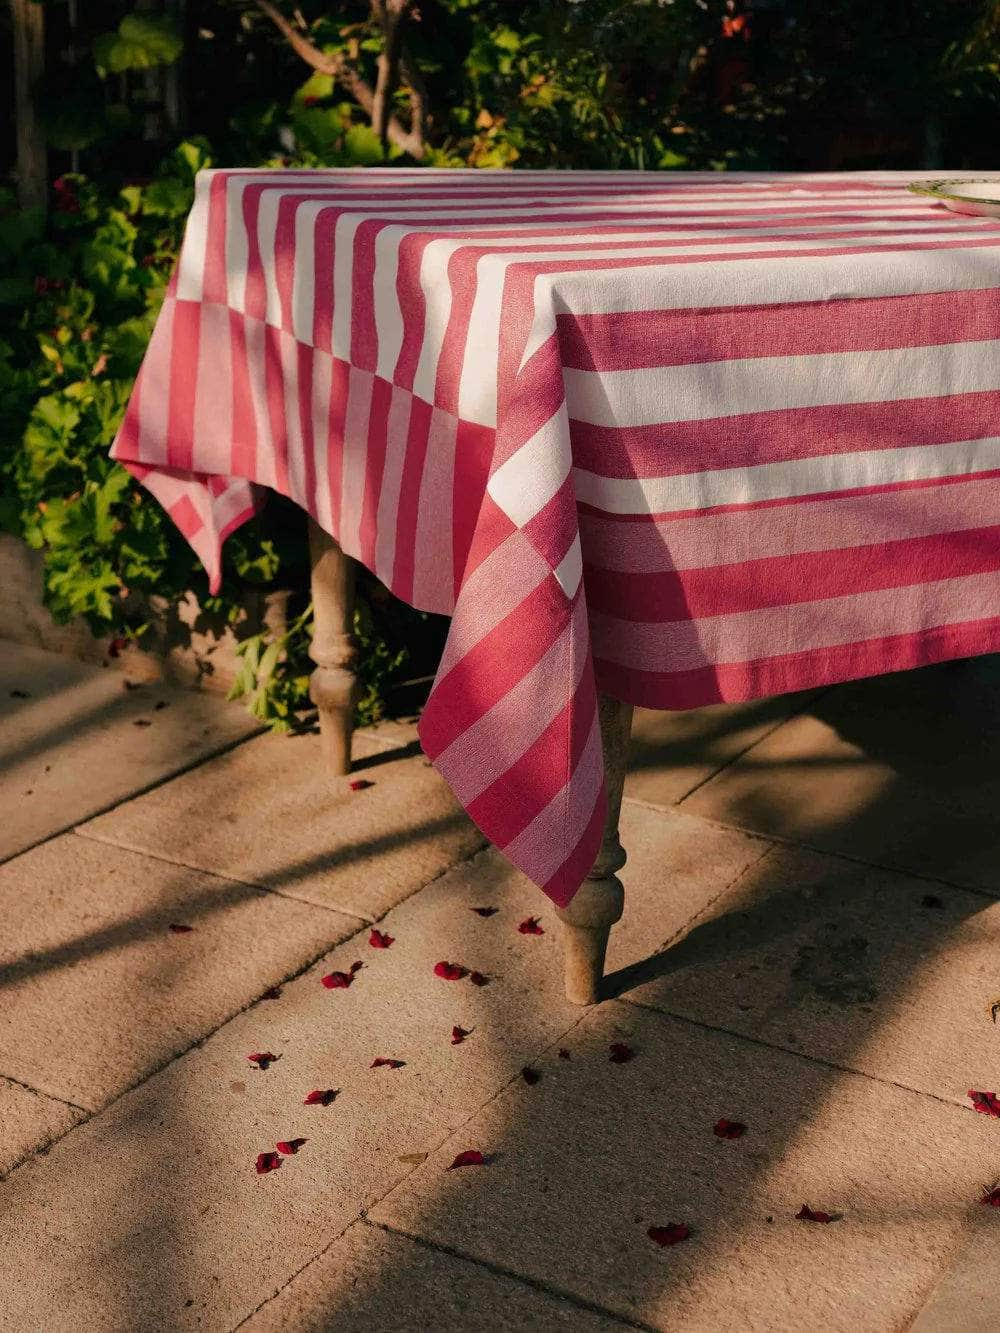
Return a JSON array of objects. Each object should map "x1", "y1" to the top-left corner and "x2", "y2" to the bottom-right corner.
[
  {"x1": 471, "y1": 907, "x2": 498, "y2": 917},
  {"x1": 434, "y1": 960, "x2": 467, "y2": 981},
  {"x1": 304, "y1": 1089, "x2": 338, "y2": 1106},
  {"x1": 248, "y1": 1052, "x2": 279, "y2": 1070},
  {"x1": 256, "y1": 1151, "x2": 281, "y2": 1174},
  {"x1": 451, "y1": 1026, "x2": 470, "y2": 1045},
  {"x1": 469, "y1": 971, "x2": 490, "y2": 987},
  {"x1": 369, "y1": 929, "x2": 394, "y2": 949},
  {"x1": 275, "y1": 1138, "x2": 307, "y2": 1156},
  {"x1": 796, "y1": 1205, "x2": 834, "y2": 1223},
  {"x1": 970, "y1": 1089, "x2": 1000, "y2": 1117},
  {"x1": 262, "y1": 987, "x2": 282, "y2": 1000},
  {"x1": 648, "y1": 1223, "x2": 690, "y2": 1247},
  {"x1": 448, "y1": 1150, "x2": 485, "y2": 1169},
  {"x1": 981, "y1": 1182, "x2": 1000, "y2": 1207},
  {"x1": 168, "y1": 923, "x2": 194, "y2": 933},
  {"x1": 521, "y1": 1067, "x2": 541, "y2": 1085},
  {"x1": 558, "y1": 1049, "x2": 571, "y2": 1060},
  {"x1": 713, "y1": 1118, "x2": 747, "y2": 1139},
  {"x1": 518, "y1": 916, "x2": 544, "y2": 935},
  {"x1": 371, "y1": 1057, "x2": 405, "y2": 1069},
  {"x1": 322, "y1": 969, "x2": 357, "y2": 989},
  {"x1": 349, "y1": 779, "x2": 374, "y2": 791},
  {"x1": 609, "y1": 1042, "x2": 635, "y2": 1063}
]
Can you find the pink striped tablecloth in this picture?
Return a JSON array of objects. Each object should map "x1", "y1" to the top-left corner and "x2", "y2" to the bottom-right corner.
[{"x1": 112, "y1": 168, "x2": 1000, "y2": 907}]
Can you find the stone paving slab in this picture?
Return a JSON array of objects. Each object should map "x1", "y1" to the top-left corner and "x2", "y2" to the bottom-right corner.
[
  {"x1": 369, "y1": 1002, "x2": 996, "y2": 1332},
  {"x1": 0, "y1": 641, "x2": 260, "y2": 863},
  {"x1": 681, "y1": 656, "x2": 1000, "y2": 892},
  {"x1": 614, "y1": 842, "x2": 1000, "y2": 1107},
  {"x1": 911, "y1": 1209, "x2": 1000, "y2": 1331},
  {"x1": 242, "y1": 1220, "x2": 630, "y2": 1331},
  {"x1": 625, "y1": 690, "x2": 821, "y2": 809},
  {"x1": 79, "y1": 727, "x2": 486, "y2": 922},
  {"x1": 0, "y1": 833, "x2": 362, "y2": 1113},
  {"x1": 0, "y1": 1077, "x2": 85, "y2": 1179}
]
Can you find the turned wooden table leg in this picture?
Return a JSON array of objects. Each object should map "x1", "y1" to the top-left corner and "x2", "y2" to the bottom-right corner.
[
  {"x1": 556, "y1": 694, "x2": 634, "y2": 1005},
  {"x1": 307, "y1": 517, "x2": 359, "y2": 775}
]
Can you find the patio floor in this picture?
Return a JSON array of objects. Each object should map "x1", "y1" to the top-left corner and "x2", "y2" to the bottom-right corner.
[{"x1": 2, "y1": 638, "x2": 999, "y2": 1331}]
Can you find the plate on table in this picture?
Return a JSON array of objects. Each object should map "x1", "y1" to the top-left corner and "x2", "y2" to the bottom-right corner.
[{"x1": 907, "y1": 178, "x2": 1000, "y2": 216}]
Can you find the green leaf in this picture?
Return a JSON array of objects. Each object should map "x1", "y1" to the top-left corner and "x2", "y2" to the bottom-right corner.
[{"x1": 93, "y1": 13, "x2": 183, "y2": 74}]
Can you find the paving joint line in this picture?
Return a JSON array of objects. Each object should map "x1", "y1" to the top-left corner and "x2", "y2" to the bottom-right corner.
[
  {"x1": 362, "y1": 1218, "x2": 657, "y2": 1332},
  {"x1": 612, "y1": 995, "x2": 977, "y2": 1115},
  {"x1": 0, "y1": 1070, "x2": 88, "y2": 1114},
  {"x1": 667, "y1": 683, "x2": 842, "y2": 807},
  {"x1": 630, "y1": 800, "x2": 1000, "y2": 901},
  {"x1": 0, "y1": 725, "x2": 266, "y2": 870},
  {"x1": 70, "y1": 825, "x2": 374, "y2": 923}
]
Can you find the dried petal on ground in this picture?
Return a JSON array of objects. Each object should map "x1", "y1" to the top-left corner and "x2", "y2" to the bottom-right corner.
[
  {"x1": 969, "y1": 1089, "x2": 1000, "y2": 1117},
  {"x1": 369, "y1": 929, "x2": 394, "y2": 949},
  {"x1": 648, "y1": 1224, "x2": 690, "y2": 1247},
  {"x1": 262, "y1": 987, "x2": 282, "y2": 1000},
  {"x1": 349, "y1": 779, "x2": 374, "y2": 791},
  {"x1": 796, "y1": 1205, "x2": 834, "y2": 1223},
  {"x1": 434, "y1": 961, "x2": 467, "y2": 981},
  {"x1": 471, "y1": 907, "x2": 498, "y2": 917},
  {"x1": 451, "y1": 1026, "x2": 470, "y2": 1045},
  {"x1": 713, "y1": 1118, "x2": 747, "y2": 1139},
  {"x1": 521, "y1": 1067, "x2": 541, "y2": 1085},
  {"x1": 168, "y1": 923, "x2": 194, "y2": 933},
  {"x1": 304, "y1": 1089, "x2": 338, "y2": 1106},
  {"x1": 248, "y1": 1052, "x2": 279, "y2": 1070},
  {"x1": 276, "y1": 1138, "x2": 307, "y2": 1156},
  {"x1": 469, "y1": 971, "x2": 490, "y2": 986},
  {"x1": 256, "y1": 1151, "x2": 282, "y2": 1174},
  {"x1": 981, "y1": 1182, "x2": 1000, "y2": 1207},
  {"x1": 609, "y1": 1042, "x2": 635, "y2": 1063},
  {"x1": 558, "y1": 1049, "x2": 571, "y2": 1060},
  {"x1": 448, "y1": 1150, "x2": 485, "y2": 1169},
  {"x1": 371, "y1": 1057, "x2": 405, "y2": 1070},
  {"x1": 322, "y1": 963, "x2": 362, "y2": 989},
  {"x1": 518, "y1": 916, "x2": 544, "y2": 935}
]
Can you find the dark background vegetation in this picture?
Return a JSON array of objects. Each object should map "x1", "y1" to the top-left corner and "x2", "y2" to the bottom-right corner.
[{"x1": 3, "y1": 0, "x2": 1000, "y2": 726}]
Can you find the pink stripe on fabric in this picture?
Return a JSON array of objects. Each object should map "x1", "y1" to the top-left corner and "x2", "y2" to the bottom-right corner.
[
  {"x1": 577, "y1": 474, "x2": 1000, "y2": 573},
  {"x1": 429, "y1": 591, "x2": 588, "y2": 805},
  {"x1": 591, "y1": 568, "x2": 1000, "y2": 675},
  {"x1": 165, "y1": 300, "x2": 201, "y2": 473},
  {"x1": 558, "y1": 286, "x2": 1000, "y2": 370},
  {"x1": 466, "y1": 653, "x2": 598, "y2": 846},
  {"x1": 451, "y1": 420, "x2": 494, "y2": 594},
  {"x1": 587, "y1": 524, "x2": 1000, "y2": 622},
  {"x1": 419, "y1": 576, "x2": 572, "y2": 757},
  {"x1": 263, "y1": 324, "x2": 291, "y2": 496},
  {"x1": 596, "y1": 616, "x2": 1000, "y2": 711},
  {"x1": 389, "y1": 395, "x2": 432, "y2": 603},
  {"x1": 569, "y1": 391, "x2": 1000, "y2": 479},
  {"x1": 359, "y1": 375, "x2": 392, "y2": 569},
  {"x1": 134, "y1": 297, "x2": 176, "y2": 463}
]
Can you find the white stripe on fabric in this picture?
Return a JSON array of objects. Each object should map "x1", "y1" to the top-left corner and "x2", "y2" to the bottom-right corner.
[
  {"x1": 565, "y1": 339, "x2": 1000, "y2": 429},
  {"x1": 573, "y1": 435, "x2": 1000, "y2": 516},
  {"x1": 488, "y1": 413, "x2": 571, "y2": 527}
]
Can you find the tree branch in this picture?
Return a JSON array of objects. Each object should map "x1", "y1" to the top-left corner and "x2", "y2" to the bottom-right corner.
[{"x1": 253, "y1": 0, "x2": 425, "y2": 157}]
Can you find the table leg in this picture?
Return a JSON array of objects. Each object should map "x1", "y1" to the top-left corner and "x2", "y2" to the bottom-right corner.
[
  {"x1": 307, "y1": 517, "x2": 359, "y2": 775},
  {"x1": 556, "y1": 694, "x2": 634, "y2": 1005}
]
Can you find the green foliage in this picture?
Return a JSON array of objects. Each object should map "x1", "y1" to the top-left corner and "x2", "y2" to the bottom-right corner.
[
  {"x1": 93, "y1": 13, "x2": 184, "y2": 75},
  {"x1": 0, "y1": 140, "x2": 421, "y2": 731}
]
